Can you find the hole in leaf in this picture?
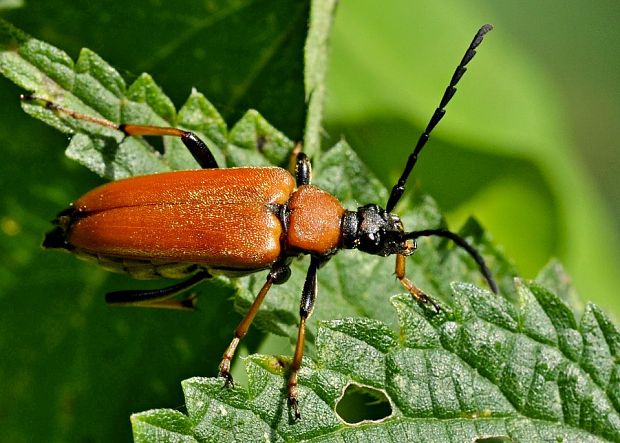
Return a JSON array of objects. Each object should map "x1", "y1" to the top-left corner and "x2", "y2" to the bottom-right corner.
[
  {"x1": 335, "y1": 384, "x2": 392, "y2": 424},
  {"x1": 476, "y1": 437, "x2": 513, "y2": 443}
]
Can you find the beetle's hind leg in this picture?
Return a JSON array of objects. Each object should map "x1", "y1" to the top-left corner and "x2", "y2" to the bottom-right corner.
[
  {"x1": 20, "y1": 94, "x2": 219, "y2": 169},
  {"x1": 218, "y1": 262, "x2": 291, "y2": 386},
  {"x1": 105, "y1": 270, "x2": 211, "y2": 310},
  {"x1": 119, "y1": 124, "x2": 218, "y2": 169},
  {"x1": 395, "y1": 254, "x2": 441, "y2": 313}
]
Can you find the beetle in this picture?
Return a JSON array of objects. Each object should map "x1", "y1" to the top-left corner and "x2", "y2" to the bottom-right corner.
[{"x1": 33, "y1": 24, "x2": 495, "y2": 419}]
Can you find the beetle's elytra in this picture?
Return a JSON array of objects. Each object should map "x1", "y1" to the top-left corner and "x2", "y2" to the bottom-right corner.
[{"x1": 35, "y1": 24, "x2": 494, "y2": 419}]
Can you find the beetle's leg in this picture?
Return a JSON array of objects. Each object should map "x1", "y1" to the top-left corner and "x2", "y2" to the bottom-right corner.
[
  {"x1": 395, "y1": 254, "x2": 441, "y2": 313},
  {"x1": 218, "y1": 262, "x2": 291, "y2": 385},
  {"x1": 289, "y1": 143, "x2": 312, "y2": 186},
  {"x1": 293, "y1": 146, "x2": 312, "y2": 187},
  {"x1": 288, "y1": 255, "x2": 320, "y2": 420},
  {"x1": 105, "y1": 270, "x2": 211, "y2": 310},
  {"x1": 121, "y1": 124, "x2": 218, "y2": 169},
  {"x1": 20, "y1": 94, "x2": 218, "y2": 169}
]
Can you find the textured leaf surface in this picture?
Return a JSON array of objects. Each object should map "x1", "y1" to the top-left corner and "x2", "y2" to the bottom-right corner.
[
  {"x1": 0, "y1": 19, "x2": 297, "y2": 178},
  {"x1": 133, "y1": 279, "x2": 620, "y2": 442}
]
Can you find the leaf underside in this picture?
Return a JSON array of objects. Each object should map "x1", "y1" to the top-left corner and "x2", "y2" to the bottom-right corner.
[{"x1": 2, "y1": 17, "x2": 620, "y2": 443}]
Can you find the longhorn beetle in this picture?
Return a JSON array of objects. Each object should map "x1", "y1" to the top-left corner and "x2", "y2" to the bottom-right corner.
[{"x1": 32, "y1": 24, "x2": 495, "y2": 419}]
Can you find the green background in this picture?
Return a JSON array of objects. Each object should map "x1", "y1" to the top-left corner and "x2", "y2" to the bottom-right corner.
[
  {"x1": 325, "y1": 0, "x2": 620, "y2": 313},
  {"x1": 1, "y1": 0, "x2": 619, "y2": 441}
]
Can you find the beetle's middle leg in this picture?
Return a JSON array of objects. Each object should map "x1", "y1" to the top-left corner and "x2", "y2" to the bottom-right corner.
[
  {"x1": 395, "y1": 254, "x2": 441, "y2": 313},
  {"x1": 20, "y1": 94, "x2": 219, "y2": 169},
  {"x1": 288, "y1": 255, "x2": 323, "y2": 420},
  {"x1": 218, "y1": 262, "x2": 291, "y2": 385}
]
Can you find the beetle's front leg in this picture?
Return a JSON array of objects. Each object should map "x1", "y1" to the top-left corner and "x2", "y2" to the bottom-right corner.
[
  {"x1": 218, "y1": 262, "x2": 291, "y2": 385},
  {"x1": 288, "y1": 255, "x2": 321, "y2": 420},
  {"x1": 395, "y1": 254, "x2": 441, "y2": 313}
]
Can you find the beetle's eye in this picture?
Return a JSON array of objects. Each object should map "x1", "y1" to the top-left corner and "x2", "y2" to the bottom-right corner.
[{"x1": 391, "y1": 216, "x2": 404, "y2": 232}]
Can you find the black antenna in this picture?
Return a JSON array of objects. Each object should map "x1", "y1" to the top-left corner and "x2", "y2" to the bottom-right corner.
[
  {"x1": 404, "y1": 228, "x2": 498, "y2": 293},
  {"x1": 385, "y1": 24, "x2": 493, "y2": 213}
]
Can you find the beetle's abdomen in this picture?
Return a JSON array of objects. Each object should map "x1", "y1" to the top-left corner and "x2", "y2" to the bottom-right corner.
[
  {"x1": 286, "y1": 185, "x2": 345, "y2": 256},
  {"x1": 46, "y1": 167, "x2": 295, "y2": 273}
]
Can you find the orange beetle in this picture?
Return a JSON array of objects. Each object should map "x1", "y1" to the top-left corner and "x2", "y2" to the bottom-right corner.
[{"x1": 40, "y1": 25, "x2": 494, "y2": 419}]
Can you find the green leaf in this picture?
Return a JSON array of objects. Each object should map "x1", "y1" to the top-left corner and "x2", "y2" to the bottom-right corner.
[
  {"x1": 0, "y1": 18, "x2": 305, "y2": 178},
  {"x1": 303, "y1": 0, "x2": 338, "y2": 157},
  {"x1": 133, "y1": 285, "x2": 620, "y2": 442},
  {"x1": 0, "y1": 4, "x2": 309, "y2": 442},
  {"x1": 2, "y1": 4, "x2": 619, "y2": 443}
]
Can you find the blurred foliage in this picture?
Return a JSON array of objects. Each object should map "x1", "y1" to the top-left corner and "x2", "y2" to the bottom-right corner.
[
  {"x1": 325, "y1": 0, "x2": 620, "y2": 315},
  {"x1": 1, "y1": 0, "x2": 619, "y2": 442}
]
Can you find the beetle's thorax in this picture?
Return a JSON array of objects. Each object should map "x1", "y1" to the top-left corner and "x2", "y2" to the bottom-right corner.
[
  {"x1": 284, "y1": 185, "x2": 345, "y2": 257},
  {"x1": 341, "y1": 204, "x2": 410, "y2": 257}
]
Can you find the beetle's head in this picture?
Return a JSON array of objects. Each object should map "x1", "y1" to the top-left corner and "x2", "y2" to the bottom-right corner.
[{"x1": 341, "y1": 204, "x2": 413, "y2": 257}]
